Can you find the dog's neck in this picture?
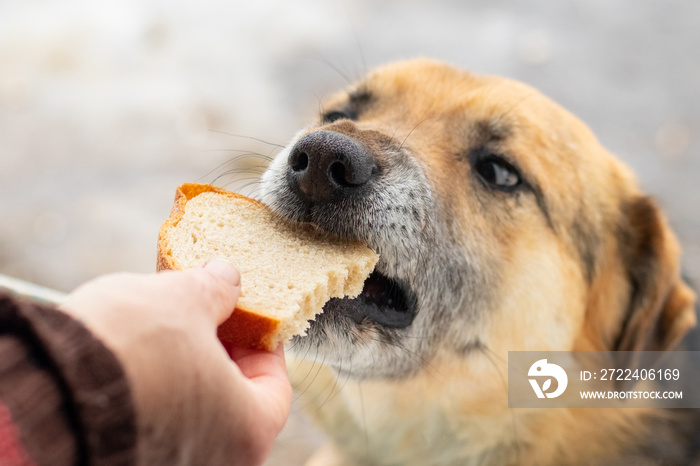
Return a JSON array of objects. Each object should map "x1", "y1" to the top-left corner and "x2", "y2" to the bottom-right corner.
[{"x1": 292, "y1": 353, "x2": 680, "y2": 466}]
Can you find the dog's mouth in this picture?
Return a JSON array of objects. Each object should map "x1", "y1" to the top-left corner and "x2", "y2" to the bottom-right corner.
[
  {"x1": 322, "y1": 268, "x2": 418, "y2": 329},
  {"x1": 271, "y1": 207, "x2": 419, "y2": 330}
]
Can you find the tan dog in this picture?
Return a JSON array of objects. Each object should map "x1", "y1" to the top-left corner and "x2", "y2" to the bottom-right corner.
[{"x1": 260, "y1": 59, "x2": 698, "y2": 465}]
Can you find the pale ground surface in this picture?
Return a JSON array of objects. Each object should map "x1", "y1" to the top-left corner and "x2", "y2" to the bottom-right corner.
[{"x1": 1, "y1": 1, "x2": 699, "y2": 464}]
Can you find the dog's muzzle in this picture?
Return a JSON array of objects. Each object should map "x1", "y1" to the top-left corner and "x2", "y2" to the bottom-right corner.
[{"x1": 282, "y1": 130, "x2": 417, "y2": 330}]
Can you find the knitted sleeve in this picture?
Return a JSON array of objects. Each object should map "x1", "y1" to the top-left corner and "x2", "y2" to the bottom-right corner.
[{"x1": 0, "y1": 293, "x2": 137, "y2": 465}]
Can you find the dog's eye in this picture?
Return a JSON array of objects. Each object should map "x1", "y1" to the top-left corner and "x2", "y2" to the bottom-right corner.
[
  {"x1": 474, "y1": 156, "x2": 521, "y2": 190},
  {"x1": 322, "y1": 110, "x2": 355, "y2": 124}
]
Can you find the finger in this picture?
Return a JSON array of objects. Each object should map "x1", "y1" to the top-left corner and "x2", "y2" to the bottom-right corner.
[
  {"x1": 228, "y1": 343, "x2": 287, "y2": 382},
  {"x1": 199, "y1": 258, "x2": 242, "y2": 325},
  {"x1": 220, "y1": 342, "x2": 290, "y2": 403},
  {"x1": 231, "y1": 344, "x2": 291, "y2": 423}
]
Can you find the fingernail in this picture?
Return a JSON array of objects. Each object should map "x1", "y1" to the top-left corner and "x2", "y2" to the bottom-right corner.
[{"x1": 204, "y1": 258, "x2": 240, "y2": 286}]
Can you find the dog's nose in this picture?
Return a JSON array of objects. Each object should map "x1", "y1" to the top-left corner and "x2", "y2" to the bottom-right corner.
[{"x1": 287, "y1": 130, "x2": 375, "y2": 204}]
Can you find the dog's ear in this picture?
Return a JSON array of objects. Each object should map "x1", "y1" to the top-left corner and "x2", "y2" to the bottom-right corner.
[{"x1": 613, "y1": 196, "x2": 696, "y2": 352}]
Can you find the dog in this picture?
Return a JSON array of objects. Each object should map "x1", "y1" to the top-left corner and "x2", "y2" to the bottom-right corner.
[{"x1": 259, "y1": 58, "x2": 698, "y2": 465}]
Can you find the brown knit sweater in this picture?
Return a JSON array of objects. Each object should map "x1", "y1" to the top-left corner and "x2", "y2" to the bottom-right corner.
[{"x1": 0, "y1": 292, "x2": 137, "y2": 465}]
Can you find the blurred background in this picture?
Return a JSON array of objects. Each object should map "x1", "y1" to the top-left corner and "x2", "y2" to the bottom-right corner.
[{"x1": 1, "y1": 0, "x2": 698, "y2": 463}]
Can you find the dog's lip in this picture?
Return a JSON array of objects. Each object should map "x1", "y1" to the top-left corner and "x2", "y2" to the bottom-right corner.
[{"x1": 322, "y1": 268, "x2": 418, "y2": 329}]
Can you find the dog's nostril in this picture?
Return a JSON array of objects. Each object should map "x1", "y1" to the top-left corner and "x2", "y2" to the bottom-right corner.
[
  {"x1": 290, "y1": 151, "x2": 309, "y2": 172},
  {"x1": 329, "y1": 161, "x2": 350, "y2": 187}
]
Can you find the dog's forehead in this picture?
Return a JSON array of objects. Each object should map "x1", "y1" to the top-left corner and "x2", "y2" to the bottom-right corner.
[
  {"x1": 332, "y1": 59, "x2": 595, "y2": 154},
  {"x1": 359, "y1": 59, "x2": 540, "y2": 122}
]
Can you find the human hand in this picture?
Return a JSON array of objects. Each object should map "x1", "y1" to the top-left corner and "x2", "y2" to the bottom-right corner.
[{"x1": 60, "y1": 259, "x2": 291, "y2": 466}]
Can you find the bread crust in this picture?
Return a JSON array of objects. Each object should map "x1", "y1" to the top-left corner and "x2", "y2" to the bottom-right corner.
[{"x1": 156, "y1": 183, "x2": 281, "y2": 350}]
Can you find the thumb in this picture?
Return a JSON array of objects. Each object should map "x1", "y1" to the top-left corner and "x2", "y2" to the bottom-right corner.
[{"x1": 194, "y1": 258, "x2": 242, "y2": 325}]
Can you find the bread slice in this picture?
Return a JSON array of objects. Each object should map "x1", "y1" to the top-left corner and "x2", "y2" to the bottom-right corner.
[{"x1": 157, "y1": 183, "x2": 378, "y2": 350}]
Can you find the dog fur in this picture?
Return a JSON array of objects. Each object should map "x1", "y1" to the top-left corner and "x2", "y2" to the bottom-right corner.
[{"x1": 260, "y1": 59, "x2": 698, "y2": 465}]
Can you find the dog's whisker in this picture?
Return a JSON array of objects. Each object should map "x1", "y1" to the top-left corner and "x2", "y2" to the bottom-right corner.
[
  {"x1": 477, "y1": 345, "x2": 508, "y2": 400},
  {"x1": 216, "y1": 179, "x2": 260, "y2": 196},
  {"x1": 356, "y1": 380, "x2": 370, "y2": 463},
  {"x1": 309, "y1": 359, "x2": 343, "y2": 407},
  {"x1": 304, "y1": 357, "x2": 356, "y2": 405},
  {"x1": 317, "y1": 356, "x2": 352, "y2": 409},
  {"x1": 213, "y1": 168, "x2": 268, "y2": 180},
  {"x1": 310, "y1": 54, "x2": 355, "y2": 87},
  {"x1": 243, "y1": 186, "x2": 266, "y2": 201},
  {"x1": 289, "y1": 337, "x2": 315, "y2": 380},
  {"x1": 291, "y1": 338, "x2": 319, "y2": 386},
  {"x1": 350, "y1": 22, "x2": 368, "y2": 80},
  {"x1": 325, "y1": 358, "x2": 356, "y2": 405},
  {"x1": 398, "y1": 334, "x2": 430, "y2": 340},
  {"x1": 397, "y1": 346, "x2": 444, "y2": 381},
  {"x1": 217, "y1": 155, "x2": 273, "y2": 170},
  {"x1": 200, "y1": 148, "x2": 275, "y2": 159},
  {"x1": 207, "y1": 129, "x2": 285, "y2": 148},
  {"x1": 194, "y1": 154, "x2": 267, "y2": 185},
  {"x1": 221, "y1": 161, "x2": 270, "y2": 170},
  {"x1": 195, "y1": 156, "x2": 243, "y2": 184},
  {"x1": 292, "y1": 344, "x2": 326, "y2": 402},
  {"x1": 200, "y1": 152, "x2": 272, "y2": 186},
  {"x1": 398, "y1": 116, "x2": 435, "y2": 152},
  {"x1": 233, "y1": 180, "x2": 265, "y2": 198},
  {"x1": 302, "y1": 345, "x2": 329, "y2": 395},
  {"x1": 497, "y1": 92, "x2": 536, "y2": 123},
  {"x1": 367, "y1": 335, "x2": 444, "y2": 382},
  {"x1": 478, "y1": 344, "x2": 522, "y2": 464},
  {"x1": 313, "y1": 90, "x2": 328, "y2": 120},
  {"x1": 219, "y1": 175, "x2": 264, "y2": 186}
]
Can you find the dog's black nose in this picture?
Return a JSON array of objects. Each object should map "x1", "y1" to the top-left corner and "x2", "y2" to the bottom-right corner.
[{"x1": 287, "y1": 131, "x2": 375, "y2": 204}]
